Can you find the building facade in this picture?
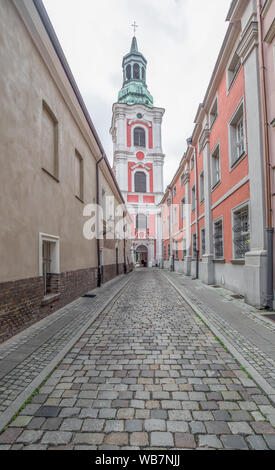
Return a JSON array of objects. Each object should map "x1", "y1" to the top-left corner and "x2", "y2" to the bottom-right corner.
[
  {"x1": 110, "y1": 37, "x2": 165, "y2": 267},
  {"x1": 0, "y1": 0, "x2": 132, "y2": 343},
  {"x1": 162, "y1": 0, "x2": 274, "y2": 309}
]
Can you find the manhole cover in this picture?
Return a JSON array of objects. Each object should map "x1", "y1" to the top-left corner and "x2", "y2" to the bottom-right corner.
[
  {"x1": 231, "y1": 294, "x2": 244, "y2": 300},
  {"x1": 263, "y1": 314, "x2": 275, "y2": 323},
  {"x1": 82, "y1": 294, "x2": 96, "y2": 299}
]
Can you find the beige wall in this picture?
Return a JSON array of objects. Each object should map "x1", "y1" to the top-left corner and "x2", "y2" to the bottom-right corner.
[{"x1": 0, "y1": 0, "x2": 131, "y2": 283}]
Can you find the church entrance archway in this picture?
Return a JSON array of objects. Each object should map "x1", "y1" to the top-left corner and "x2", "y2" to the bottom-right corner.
[{"x1": 136, "y1": 245, "x2": 148, "y2": 268}]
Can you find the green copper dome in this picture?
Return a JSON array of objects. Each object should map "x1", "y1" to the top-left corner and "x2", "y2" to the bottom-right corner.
[{"x1": 118, "y1": 37, "x2": 154, "y2": 108}]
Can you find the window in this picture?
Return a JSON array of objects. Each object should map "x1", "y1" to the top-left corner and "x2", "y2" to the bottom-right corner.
[
  {"x1": 173, "y1": 186, "x2": 177, "y2": 197},
  {"x1": 191, "y1": 185, "x2": 196, "y2": 212},
  {"x1": 134, "y1": 127, "x2": 146, "y2": 147},
  {"x1": 75, "y1": 150, "x2": 84, "y2": 201},
  {"x1": 182, "y1": 238, "x2": 187, "y2": 260},
  {"x1": 39, "y1": 233, "x2": 60, "y2": 297},
  {"x1": 228, "y1": 51, "x2": 241, "y2": 90},
  {"x1": 229, "y1": 101, "x2": 246, "y2": 167},
  {"x1": 42, "y1": 101, "x2": 58, "y2": 179},
  {"x1": 200, "y1": 171, "x2": 204, "y2": 203},
  {"x1": 210, "y1": 97, "x2": 218, "y2": 128},
  {"x1": 211, "y1": 145, "x2": 220, "y2": 188},
  {"x1": 201, "y1": 228, "x2": 206, "y2": 256},
  {"x1": 168, "y1": 244, "x2": 170, "y2": 259},
  {"x1": 192, "y1": 233, "x2": 197, "y2": 258},
  {"x1": 142, "y1": 67, "x2": 145, "y2": 81},
  {"x1": 133, "y1": 63, "x2": 140, "y2": 79},
  {"x1": 135, "y1": 171, "x2": 146, "y2": 193},
  {"x1": 190, "y1": 155, "x2": 195, "y2": 171},
  {"x1": 181, "y1": 174, "x2": 184, "y2": 187},
  {"x1": 174, "y1": 206, "x2": 178, "y2": 227},
  {"x1": 214, "y1": 219, "x2": 224, "y2": 259},
  {"x1": 126, "y1": 64, "x2": 131, "y2": 80},
  {"x1": 163, "y1": 245, "x2": 166, "y2": 260},
  {"x1": 102, "y1": 189, "x2": 106, "y2": 222},
  {"x1": 136, "y1": 213, "x2": 147, "y2": 230},
  {"x1": 175, "y1": 241, "x2": 179, "y2": 260},
  {"x1": 181, "y1": 198, "x2": 186, "y2": 220},
  {"x1": 233, "y1": 205, "x2": 250, "y2": 259}
]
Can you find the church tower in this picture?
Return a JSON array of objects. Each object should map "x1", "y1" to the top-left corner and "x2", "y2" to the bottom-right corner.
[{"x1": 110, "y1": 33, "x2": 165, "y2": 267}]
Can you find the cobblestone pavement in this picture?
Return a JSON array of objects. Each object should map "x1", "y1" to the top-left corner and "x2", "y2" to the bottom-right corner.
[
  {"x1": 163, "y1": 271, "x2": 275, "y2": 391},
  {"x1": 0, "y1": 274, "x2": 131, "y2": 418},
  {"x1": 0, "y1": 269, "x2": 275, "y2": 450}
]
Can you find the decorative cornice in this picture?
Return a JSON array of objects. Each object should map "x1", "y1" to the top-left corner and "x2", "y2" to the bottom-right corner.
[
  {"x1": 264, "y1": 18, "x2": 275, "y2": 44},
  {"x1": 262, "y1": 0, "x2": 273, "y2": 19},
  {"x1": 128, "y1": 118, "x2": 152, "y2": 128},
  {"x1": 182, "y1": 171, "x2": 190, "y2": 185},
  {"x1": 237, "y1": 20, "x2": 259, "y2": 63}
]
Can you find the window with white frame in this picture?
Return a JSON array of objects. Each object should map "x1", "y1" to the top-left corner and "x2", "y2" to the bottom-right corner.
[
  {"x1": 39, "y1": 233, "x2": 60, "y2": 297},
  {"x1": 190, "y1": 155, "x2": 195, "y2": 171},
  {"x1": 210, "y1": 97, "x2": 218, "y2": 128},
  {"x1": 201, "y1": 228, "x2": 206, "y2": 256},
  {"x1": 232, "y1": 205, "x2": 250, "y2": 259},
  {"x1": 199, "y1": 171, "x2": 204, "y2": 203},
  {"x1": 173, "y1": 186, "x2": 177, "y2": 197},
  {"x1": 214, "y1": 219, "x2": 224, "y2": 259},
  {"x1": 191, "y1": 185, "x2": 196, "y2": 212},
  {"x1": 227, "y1": 51, "x2": 241, "y2": 90},
  {"x1": 42, "y1": 101, "x2": 59, "y2": 179},
  {"x1": 135, "y1": 171, "x2": 147, "y2": 193},
  {"x1": 174, "y1": 205, "x2": 178, "y2": 227},
  {"x1": 182, "y1": 238, "x2": 187, "y2": 260},
  {"x1": 211, "y1": 144, "x2": 221, "y2": 189},
  {"x1": 229, "y1": 101, "x2": 246, "y2": 167},
  {"x1": 134, "y1": 127, "x2": 146, "y2": 147}
]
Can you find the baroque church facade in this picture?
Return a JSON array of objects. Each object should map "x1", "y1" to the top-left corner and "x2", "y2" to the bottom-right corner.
[{"x1": 110, "y1": 36, "x2": 165, "y2": 267}]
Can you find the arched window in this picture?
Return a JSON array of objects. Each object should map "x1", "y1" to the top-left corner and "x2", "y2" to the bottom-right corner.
[
  {"x1": 126, "y1": 64, "x2": 131, "y2": 80},
  {"x1": 142, "y1": 67, "x2": 145, "y2": 81},
  {"x1": 133, "y1": 63, "x2": 140, "y2": 80},
  {"x1": 135, "y1": 171, "x2": 147, "y2": 193},
  {"x1": 136, "y1": 214, "x2": 147, "y2": 229},
  {"x1": 134, "y1": 127, "x2": 146, "y2": 147}
]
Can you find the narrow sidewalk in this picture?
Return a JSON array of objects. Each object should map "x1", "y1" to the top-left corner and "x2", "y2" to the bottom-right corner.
[
  {"x1": 0, "y1": 273, "x2": 133, "y2": 432},
  {"x1": 162, "y1": 270, "x2": 275, "y2": 408}
]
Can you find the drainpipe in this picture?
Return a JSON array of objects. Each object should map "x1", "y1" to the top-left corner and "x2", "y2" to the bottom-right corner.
[
  {"x1": 257, "y1": 0, "x2": 274, "y2": 310},
  {"x1": 190, "y1": 141, "x2": 200, "y2": 279},
  {"x1": 96, "y1": 157, "x2": 104, "y2": 287}
]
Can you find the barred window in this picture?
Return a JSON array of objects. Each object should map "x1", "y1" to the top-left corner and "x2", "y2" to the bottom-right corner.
[
  {"x1": 201, "y1": 228, "x2": 206, "y2": 256},
  {"x1": 233, "y1": 206, "x2": 250, "y2": 259},
  {"x1": 134, "y1": 127, "x2": 146, "y2": 147},
  {"x1": 135, "y1": 171, "x2": 146, "y2": 193},
  {"x1": 214, "y1": 219, "x2": 224, "y2": 259}
]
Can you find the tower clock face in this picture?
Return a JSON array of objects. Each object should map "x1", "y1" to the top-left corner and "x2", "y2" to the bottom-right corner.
[{"x1": 137, "y1": 113, "x2": 143, "y2": 119}]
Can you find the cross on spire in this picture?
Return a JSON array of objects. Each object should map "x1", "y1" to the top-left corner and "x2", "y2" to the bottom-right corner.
[{"x1": 131, "y1": 21, "x2": 138, "y2": 36}]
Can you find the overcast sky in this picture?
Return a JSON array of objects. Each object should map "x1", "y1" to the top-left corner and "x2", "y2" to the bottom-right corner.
[{"x1": 43, "y1": 0, "x2": 231, "y2": 187}]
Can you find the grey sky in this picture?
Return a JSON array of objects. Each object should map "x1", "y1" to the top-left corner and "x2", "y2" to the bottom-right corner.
[{"x1": 43, "y1": 0, "x2": 231, "y2": 187}]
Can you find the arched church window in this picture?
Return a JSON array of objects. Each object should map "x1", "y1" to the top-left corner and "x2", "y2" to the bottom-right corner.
[
  {"x1": 136, "y1": 213, "x2": 147, "y2": 229},
  {"x1": 126, "y1": 64, "x2": 131, "y2": 80},
  {"x1": 135, "y1": 171, "x2": 147, "y2": 193},
  {"x1": 134, "y1": 127, "x2": 146, "y2": 148},
  {"x1": 133, "y1": 63, "x2": 140, "y2": 80}
]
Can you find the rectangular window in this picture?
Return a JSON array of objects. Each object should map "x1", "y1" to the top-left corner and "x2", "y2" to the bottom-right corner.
[
  {"x1": 201, "y1": 228, "x2": 206, "y2": 256},
  {"x1": 75, "y1": 150, "x2": 84, "y2": 201},
  {"x1": 42, "y1": 101, "x2": 58, "y2": 179},
  {"x1": 181, "y1": 174, "x2": 184, "y2": 187},
  {"x1": 229, "y1": 101, "x2": 246, "y2": 167},
  {"x1": 181, "y1": 198, "x2": 186, "y2": 220},
  {"x1": 39, "y1": 233, "x2": 60, "y2": 297},
  {"x1": 214, "y1": 219, "x2": 224, "y2": 259},
  {"x1": 192, "y1": 233, "x2": 197, "y2": 258},
  {"x1": 173, "y1": 186, "x2": 177, "y2": 197},
  {"x1": 228, "y1": 51, "x2": 241, "y2": 90},
  {"x1": 210, "y1": 97, "x2": 218, "y2": 128},
  {"x1": 175, "y1": 241, "x2": 179, "y2": 260},
  {"x1": 163, "y1": 245, "x2": 166, "y2": 260},
  {"x1": 182, "y1": 238, "x2": 186, "y2": 260},
  {"x1": 200, "y1": 171, "x2": 204, "y2": 203},
  {"x1": 191, "y1": 185, "x2": 196, "y2": 212},
  {"x1": 168, "y1": 244, "x2": 170, "y2": 259},
  {"x1": 233, "y1": 205, "x2": 250, "y2": 259},
  {"x1": 190, "y1": 155, "x2": 195, "y2": 171},
  {"x1": 211, "y1": 145, "x2": 221, "y2": 189}
]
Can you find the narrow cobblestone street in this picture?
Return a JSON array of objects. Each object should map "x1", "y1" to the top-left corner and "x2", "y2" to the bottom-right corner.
[{"x1": 0, "y1": 269, "x2": 275, "y2": 450}]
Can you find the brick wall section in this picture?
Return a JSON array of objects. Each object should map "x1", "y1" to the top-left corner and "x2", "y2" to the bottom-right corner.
[{"x1": 0, "y1": 263, "x2": 135, "y2": 344}]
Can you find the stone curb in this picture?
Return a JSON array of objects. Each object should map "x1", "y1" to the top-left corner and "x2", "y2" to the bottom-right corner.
[
  {"x1": 162, "y1": 272, "x2": 275, "y2": 408},
  {"x1": 0, "y1": 273, "x2": 134, "y2": 433}
]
